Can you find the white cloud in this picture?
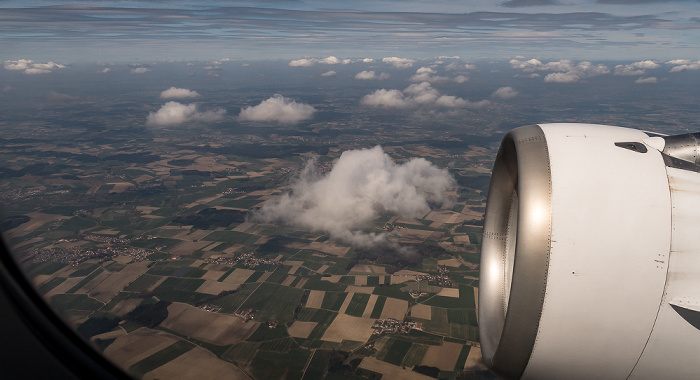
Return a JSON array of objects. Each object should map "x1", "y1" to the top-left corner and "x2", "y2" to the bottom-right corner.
[
  {"x1": 382, "y1": 57, "x2": 415, "y2": 69},
  {"x1": 453, "y1": 75, "x2": 469, "y2": 83},
  {"x1": 130, "y1": 67, "x2": 150, "y2": 74},
  {"x1": 251, "y1": 146, "x2": 455, "y2": 247},
  {"x1": 4, "y1": 59, "x2": 65, "y2": 74},
  {"x1": 239, "y1": 94, "x2": 316, "y2": 124},
  {"x1": 492, "y1": 87, "x2": 518, "y2": 99},
  {"x1": 289, "y1": 56, "x2": 344, "y2": 67},
  {"x1": 342, "y1": 59, "x2": 352, "y2": 64},
  {"x1": 667, "y1": 59, "x2": 700, "y2": 72},
  {"x1": 410, "y1": 67, "x2": 449, "y2": 83},
  {"x1": 666, "y1": 59, "x2": 692, "y2": 66},
  {"x1": 362, "y1": 58, "x2": 375, "y2": 63},
  {"x1": 289, "y1": 58, "x2": 316, "y2": 67},
  {"x1": 635, "y1": 77, "x2": 658, "y2": 84},
  {"x1": 614, "y1": 60, "x2": 660, "y2": 76},
  {"x1": 160, "y1": 87, "x2": 201, "y2": 99},
  {"x1": 146, "y1": 101, "x2": 225, "y2": 126},
  {"x1": 463, "y1": 63, "x2": 478, "y2": 70},
  {"x1": 355, "y1": 70, "x2": 389, "y2": 80},
  {"x1": 319, "y1": 56, "x2": 340, "y2": 65},
  {"x1": 361, "y1": 82, "x2": 490, "y2": 109},
  {"x1": 511, "y1": 58, "x2": 610, "y2": 83},
  {"x1": 321, "y1": 70, "x2": 337, "y2": 77},
  {"x1": 98, "y1": 67, "x2": 111, "y2": 73}
]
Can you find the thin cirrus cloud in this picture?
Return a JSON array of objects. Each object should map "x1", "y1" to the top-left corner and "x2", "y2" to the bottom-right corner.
[
  {"x1": 239, "y1": 94, "x2": 316, "y2": 124},
  {"x1": 361, "y1": 82, "x2": 491, "y2": 109},
  {"x1": 3, "y1": 59, "x2": 65, "y2": 74},
  {"x1": 1, "y1": 4, "x2": 697, "y2": 61},
  {"x1": 146, "y1": 101, "x2": 225, "y2": 126}
]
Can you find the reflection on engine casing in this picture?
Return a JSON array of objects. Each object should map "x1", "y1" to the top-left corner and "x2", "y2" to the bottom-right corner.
[{"x1": 479, "y1": 123, "x2": 700, "y2": 379}]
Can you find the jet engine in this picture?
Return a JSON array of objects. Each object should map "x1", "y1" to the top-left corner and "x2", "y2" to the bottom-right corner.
[{"x1": 479, "y1": 123, "x2": 700, "y2": 379}]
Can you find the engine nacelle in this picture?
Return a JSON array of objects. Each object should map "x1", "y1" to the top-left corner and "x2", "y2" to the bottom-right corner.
[{"x1": 479, "y1": 123, "x2": 700, "y2": 379}]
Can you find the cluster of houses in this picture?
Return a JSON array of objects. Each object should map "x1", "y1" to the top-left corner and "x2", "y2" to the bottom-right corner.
[
  {"x1": 235, "y1": 308, "x2": 256, "y2": 322},
  {"x1": 204, "y1": 251, "x2": 281, "y2": 268},
  {"x1": 29, "y1": 245, "x2": 149, "y2": 266},
  {"x1": 372, "y1": 318, "x2": 422, "y2": 335}
]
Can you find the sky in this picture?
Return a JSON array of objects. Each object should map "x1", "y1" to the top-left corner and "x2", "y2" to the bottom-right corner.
[{"x1": 1, "y1": 0, "x2": 700, "y2": 62}]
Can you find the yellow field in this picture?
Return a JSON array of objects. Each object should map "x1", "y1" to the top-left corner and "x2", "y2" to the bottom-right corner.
[
  {"x1": 437, "y1": 288, "x2": 460, "y2": 298},
  {"x1": 305, "y1": 290, "x2": 325, "y2": 308},
  {"x1": 349, "y1": 264, "x2": 387, "y2": 274},
  {"x1": 143, "y1": 346, "x2": 248, "y2": 380},
  {"x1": 87, "y1": 271, "x2": 143, "y2": 303},
  {"x1": 169, "y1": 241, "x2": 212, "y2": 255},
  {"x1": 221, "y1": 268, "x2": 255, "y2": 284},
  {"x1": 410, "y1": 304, "x2": 432, "y2": 320},
  {"x1": 354, "y1": 275, "x2": 367, "y2": 286},
  {"x1": 105, "y1": 328, "x2": 180, "y2": 369},
  {"x1": 358, "y1": 357, "x2": 433, "y2": 380},
  {"x1": 421, "y1": 342, "x2": 463, "y2": 371},
  {"x1": 321, "y1": 314, "x2": 376, "y2": 343},
  {"x1": 379, "y1": 297, "x2": 408, "y2": 320},
  {"x1": 161, "y1": 303, "x2": 259, "y2": 345},
  {"x1": 463, "y1": 345, "x2": 488, "y2": 371},
  {"x1": 362, "y1": 295, "x2": 379, "y2": 318},
  {"x1": 287, "y1": 321, "x2": 318, "y2": 338},
  {"x1": 345, "y1": 285, "x2": 375, "y2": 294}
]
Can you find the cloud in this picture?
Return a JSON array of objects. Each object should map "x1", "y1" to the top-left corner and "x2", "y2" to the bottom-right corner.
[
  {"x1": 502, "y1": 0, "x2": 559, "y2": 6},
  {"x1": 239, "y1": 94, "x2": 316, "y2": 124},
  {"x1": 321, "y1": 70, "x2": 337, "y2": 77},
  {"x1": 362, "y1": 58, "x2": 375, "y2": 63},
  {"x1": 667, "y1": 59, "x2": 700, "y2": 72},
  {"x1": 289, "y1": 56, "x2": 342, "y2": 67},
  {"x1": 355, "y1": 70, "x2": 389, "y2": 80},
  {"x1": 98, "y1": 67, "x2": 111, "y2": 73},
  {"x1": 614, "y1": 60, "x2": 660, "y2": 76},
  {"x1": 160, "y1": 87, "x2": 201, "y2": 99},
  {"x1": 251, "y1": 146, "x2": 455, "y2": 247},
  {"x1": 410, "y1": 67, "x2": 449, "y2": 83},
  {"x1": 146, "y1": 101, "x2": 225, "y2": 126},
  {"x1": 4, "y1": 59, "x2": 65, "y2": 74},
  {"x1": 511, "y1": 58, "x2": 610, "y2": 83},
  {"x1": 289, "y1": 58, "x2": 315, "y2": 67},
  {"x1": 382, "y1": 57, "x2": 416, "y2": 69},
  {"x1": 635, "y1": 77, "x2": 658, "y2": 83},
  {"x1": 492, "y1": 87, "x2": 519, "y2": 99},
  {"x1": 130, "y1": 67, "x2": 151, "y2": 74},
  {"x1": 46, "y1": 91, "x2": 77, "y2": 103},
  {"x1": 452, "y1": 75, "x2": 468, "y2": 84},
  {"x1": 361, "y1": 82, "x2": 490, "y2": 109},
  {"x1": 319, "y1": 56, "x2": 340, "y2": 65}
]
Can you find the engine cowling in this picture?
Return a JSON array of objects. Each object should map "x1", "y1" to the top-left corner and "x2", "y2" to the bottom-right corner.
[{"x1": 479, "y1": 123, "x2": 700, "y2": 379}]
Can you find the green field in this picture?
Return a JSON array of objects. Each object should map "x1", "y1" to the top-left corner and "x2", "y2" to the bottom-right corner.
[
  {"x1": 124, "y1": 274, "x2": 161, "y2": 292},
  {"x1": 302, "y1": 349, "x2": 332, "y2": 380},
  {"x1": 369, "y1": 296, "x2": 387, "y2": 319},
  {"x1": 239, "y1": 282, "x2": 304, "y2": 323},
  {"x1": 249, "y1": 348, "x2": 311, "y2": 380},
  {"x1": 202, "y1": 230, "x2": 256, "y2": 244},
  {"x1": 344, "y1": 293, "x2": 370, "y2": 317},
  {"x1": 378, "y1": 338, "x2": 412, "y2": 366},
  {"x1": 321, "y1": 291, "x2": 347, "y2": 311},
  {"x1": 50, "y1": 294, "x2": 104, "y2": 311}
]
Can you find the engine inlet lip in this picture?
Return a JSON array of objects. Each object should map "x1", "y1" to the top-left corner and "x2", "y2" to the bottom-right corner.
[{"x1": 479, "y1": 124, "x2": 553, "y2": 379}]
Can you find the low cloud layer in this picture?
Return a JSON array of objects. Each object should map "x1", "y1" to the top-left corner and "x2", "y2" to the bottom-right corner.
[
  {"x1": 251, "y1": 146, "x2": 455, "y2": 247},
  {"x1": 510, "y1": 58, "x2": 610, "y2": 83},
  {"x1": 239, "y1": 94, "x2": 315, "y2": 124},
  {"x1": 160, "y1": 87, "x2": 201, "y2": 99},
  {"x1": 667, "y1": 59, "x2": 700, "y2": 72},
  {"x1": 289, "y1": 56, "x2": 346, "y2": 67},
  {"x1": 614, "y1": 60, "x2": 660, "y2": 76},
  {"x1": 4, "y1": 59, "x2": 65, "y2": 74},
  {"x1": 492, "y1": 86, "x2": 518, "y2": 99},
  {"x1": 361, "y1": 82, "x2": 490, "y2": 109},
  {"x1": 146, "y1": 101, "x2": 225, "y2": 126},
  {"x1": 410, "y1": 67, "x2": 449, "y2": 83},
  {"x1": 355, "y1": 70, "x2": 389, "y2": 80},
  {"x1": 382, "y1": 57, "x2": 415, "y2": 69},
  {"x1": 130, "y1": 67, "x2": 151, "y2": 74}
]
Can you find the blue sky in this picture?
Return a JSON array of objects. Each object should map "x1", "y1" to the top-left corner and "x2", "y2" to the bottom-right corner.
[{"x1": 1, "y1": 0, "x2": 700, "y2": 62}]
